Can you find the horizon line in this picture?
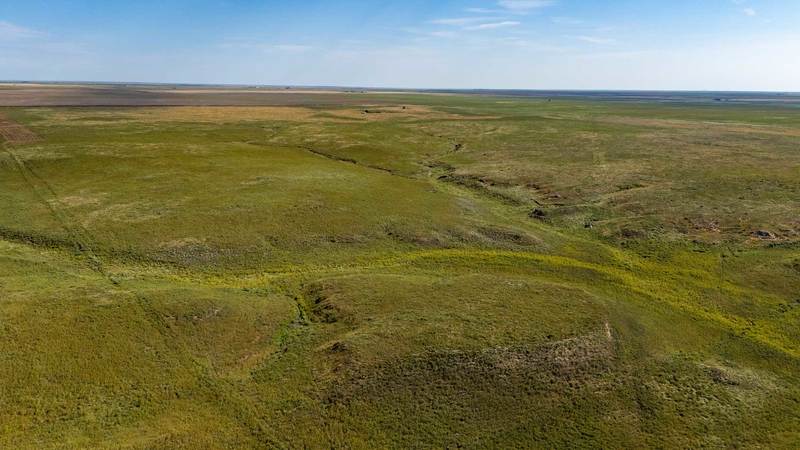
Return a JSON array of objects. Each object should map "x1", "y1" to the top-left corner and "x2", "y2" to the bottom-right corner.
[{"x1": 1, "y1": 80, "x2": 799, "y2": 95}]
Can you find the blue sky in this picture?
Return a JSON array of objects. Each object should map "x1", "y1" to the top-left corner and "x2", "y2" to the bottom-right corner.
[{"x1": 1, "y1": 0, "x2": 798, "y2": 90}]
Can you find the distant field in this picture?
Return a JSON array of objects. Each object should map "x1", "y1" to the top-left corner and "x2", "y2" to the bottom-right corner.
[{"x1": 1, "y1": 85, "x2": 799, "y2": 448}]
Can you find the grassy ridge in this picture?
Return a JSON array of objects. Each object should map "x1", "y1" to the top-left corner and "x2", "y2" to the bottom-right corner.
[{"x1": 1, "y1": 96, "x2": 799, "y2": 448}]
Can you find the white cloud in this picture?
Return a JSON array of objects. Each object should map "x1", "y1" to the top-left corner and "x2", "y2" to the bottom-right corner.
[
  {"x1": 743, "y1": 8, "x2": 757, "y2": 16},
  {"x1": 495, "y1": 37, "x2": 566, "y2": 51},
  {"x1": 0, "y1": 21, "x2": 45, "y2": 40},
  {"x1": 217, "y1": 40, "x2": 312, "y2": 53},
  {"x1": 428, "y1": 31, "x2": 458, "y2": 38},
  {"x1": 574, "y1": 35, "x2": 616, "y2": 45},
  {"x1": 402, "y1": 27, "x2": 460, "y2": 39},
  {"x1": 428, "y1": 14, "x2": 523, "y2": 33},
  {"x1": 498, "y1": 0, "x2": 555, "y2": 12},
  {"x1": 466, "y1": 21, "x2": 521, "y2": 30},
  {"x1": 431, "y1": 17, "x2": 498, "y2": 26},
  {"x1": 270, "y1": 44, "x2": 312, "y2": 53},
  {"x1": 469, "y1": 1, "x2": 554, "y2": 14},
  {"x1": 466, "y1": 8, "x2": 502, "y2": 14}
]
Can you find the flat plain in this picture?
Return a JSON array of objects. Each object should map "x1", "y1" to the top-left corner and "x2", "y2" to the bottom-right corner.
[{"x1": 1, "y1": 84, "x2": 799, "y2": 448}]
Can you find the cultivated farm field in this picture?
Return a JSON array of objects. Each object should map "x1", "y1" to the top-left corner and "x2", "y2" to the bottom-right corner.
[{"x1": 1, "y1": 85, "x2": 799, "y2": 448}]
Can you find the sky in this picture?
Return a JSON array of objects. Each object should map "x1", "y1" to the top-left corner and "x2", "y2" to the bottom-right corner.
[{"x1": 0, "y1": 0, "x2": 798, "y2": 90}]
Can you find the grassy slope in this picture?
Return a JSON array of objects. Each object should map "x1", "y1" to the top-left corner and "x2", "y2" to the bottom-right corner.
[{"x1": 1, "y1": 96, "x2": 799, "y2": 448}]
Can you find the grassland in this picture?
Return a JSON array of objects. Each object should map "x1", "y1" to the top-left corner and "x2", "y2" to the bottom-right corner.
[{"x1": 1, "y1": 86, "x2": 799, "y2": 448}]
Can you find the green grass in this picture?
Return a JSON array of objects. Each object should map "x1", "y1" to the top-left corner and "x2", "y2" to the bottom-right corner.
[{"x1": 1, "y1": 95, "x2": 800, "y2": 448}]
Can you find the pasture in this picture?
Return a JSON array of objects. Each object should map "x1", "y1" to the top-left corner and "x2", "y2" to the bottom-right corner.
[{"x1": 1, "y1": 85, "x2": 799, "y2": 448}]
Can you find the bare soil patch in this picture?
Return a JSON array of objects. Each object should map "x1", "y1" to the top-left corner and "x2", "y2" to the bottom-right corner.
[
  {"x1": 0, "y1": 85, "x2": 386, "y2": 107},
  {"x1": 0, "y1": 114, "x2": 40, "y2": 145}
]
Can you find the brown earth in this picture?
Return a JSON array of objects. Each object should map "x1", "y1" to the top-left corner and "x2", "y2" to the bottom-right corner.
[
  {"x1": 0, "y1": 114, "x2": 40, "y2": 145},
  {"x1": 0, "y1": 84, "x2": 387, "y2": 107}
]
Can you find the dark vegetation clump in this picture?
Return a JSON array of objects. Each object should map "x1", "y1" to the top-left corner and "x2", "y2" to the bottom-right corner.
[
  {"x1": 529, "y1": 208, "x2": 547, "y2": 220},
  {"x1": 753, "y1": 230, "x2": 776, "y2": 240}
]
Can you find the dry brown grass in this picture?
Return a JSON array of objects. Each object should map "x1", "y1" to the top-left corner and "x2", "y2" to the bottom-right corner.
[
  {"x1": 0, "y1": 114, "x2": 40, "y2": 145},
  {"x1": 154, "y1": 89, "x2": 347, "y2": 94},
  {"x1": 327, "y1": 104, "x2": 498, "y2": 122},
  {"x1": 39, "y1": 106, "x2": 320, "y2": 124},
  {"x1": 599, "y1": 115, "x2": 800, "y2": 137},
  {"x1": 33, "y1": 105, "x2": 496, "y2": 126},
  {"x1": 134, "y1": 106, "x2": 321, "y2": 122}
]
